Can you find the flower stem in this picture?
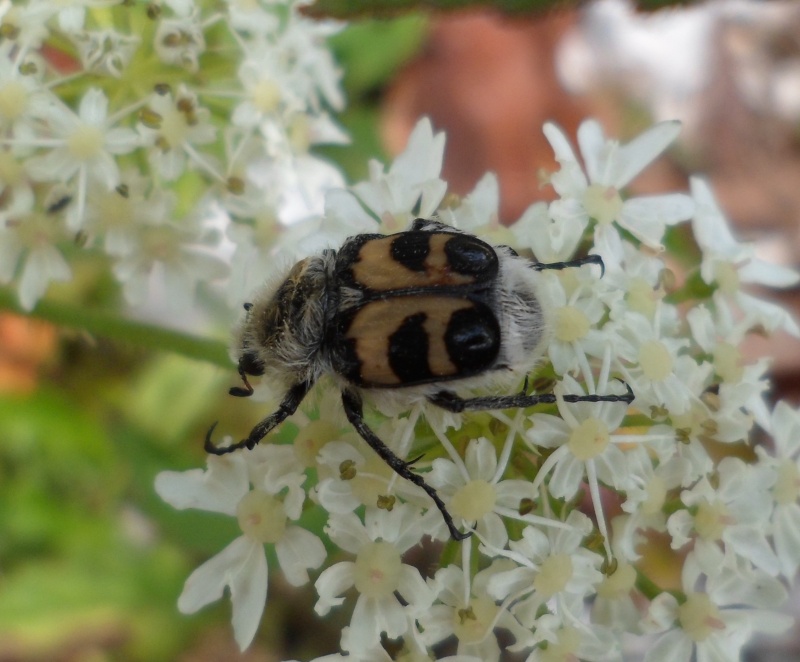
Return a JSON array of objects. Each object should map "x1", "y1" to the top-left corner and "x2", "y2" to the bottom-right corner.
[{"x1": 0, "y1": 288, "x2": 231, "y2": 369}]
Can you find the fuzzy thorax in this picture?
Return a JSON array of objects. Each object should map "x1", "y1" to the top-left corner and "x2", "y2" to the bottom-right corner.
[{"x1": 234, "y1": 255, "x2": 333, "y2": 385}]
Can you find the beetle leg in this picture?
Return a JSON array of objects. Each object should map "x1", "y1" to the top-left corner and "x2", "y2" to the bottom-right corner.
[
  {"x1": 205, "y1": 380, "x2": 313, "y2": 455},
  {"x1": 531, "y1": 254, "x2": 605, "y2": 278},
  {"x1": 341, "y1": 388, "x2": 471, "y2": 541},
  {"x1": 428, "y1": 381, "x2": 634, "y2": 413}
]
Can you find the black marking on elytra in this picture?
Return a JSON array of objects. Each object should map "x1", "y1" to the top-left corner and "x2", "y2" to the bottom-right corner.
[
  {"x1": 444, "y1": 234, "x2": 499, "y2": 280},
  {"x1": 388, "y1": 312, "x2": 433, "y2": 383},
  {"x1": 445, "y1": 303, "x2": 500, "y2": 374},
  {"x1": 335, "y1": 233, "x2": 383, "y2": 287},
  {"x1": 391, "y1": 232, "x2": 430, "y2": 272}
]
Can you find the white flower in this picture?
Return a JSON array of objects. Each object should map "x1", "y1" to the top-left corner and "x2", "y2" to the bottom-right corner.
[
  {"x1": 691, "y1": 176, "x2": 800, "y2": 337},
  {"x1": 428, "y1": 434, "x2": 541, "y2": 549},
  {"x1": 543, "y1": 119, "x2": 694, "y2": 255},
  {"x1": 666, "y1": 456, "x2": 780, "y2": 575},
  {"x1": 421, "y1": 560, "x2": 529, "y2": 661},
  {"x1": 23, "y1": 88, "x2": 140, "y2": 230},
  {"x1": 527, "y1": 373, "x2": 634, "y2": 501},
  {"x1": 350, "y1": 117, "x2": 447, "y2": 233},
  {"x1": 0, "y1": 42, "x2": 50, "y2": 132},
  {"x1": 438, "y1": 173, "x2": 514, "y2": 245},
  {"x1": 643, "y1": 550, "x2": 791, "y2": 662},
  {"x1": 535, "y1": 268, "x2": 613, "y2": 376},
  {"x1": 521, "y1": 615, "x2": 621, "y2": 662},
  {"x1": 485, "y1": 512, "x2": 602, "y2": 630},
  {"x1": 314, "y1": 506, "x2": 436, "y2": 651},
  {"x1": 137, "y1": 86, "x2": 216, "y2": 181},
  {"x1": 511, "y1": 200, "x2": 586, "y2": 263},
  {"x1": 155, "y1": 449, "x2": 325, "y2": 651},
  {"x1": 154, "y1": 10, "x2": 205, "y2": 71},
  {"x1": 110, "y1": 203, "x2": 228, "y2": 308},
  {"x1": 759, "y1": 401, "x2": 800, "y2": 579},
  {"x1": 0, "y1": 186, "x2": 71, "y2": 310},
  {"x1": 613, "y1": 308, "x2": 694, "y2": 415}
]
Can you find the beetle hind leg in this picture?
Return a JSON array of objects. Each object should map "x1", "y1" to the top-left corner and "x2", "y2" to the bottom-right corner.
[
  {"x1": 341, "y1": 388, "x2": 471, "y2": 541},
  {"x1": 428, "y1": 381, "x2": 634, "y2": 413}
]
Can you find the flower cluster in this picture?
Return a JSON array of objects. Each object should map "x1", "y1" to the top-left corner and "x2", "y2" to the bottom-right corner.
[
  {"x1": 156, "y1": 117, "x2": 800, "y2": 661},
  {"x1": 0, "y1": 0, "x2": 345, "y2": 310}
]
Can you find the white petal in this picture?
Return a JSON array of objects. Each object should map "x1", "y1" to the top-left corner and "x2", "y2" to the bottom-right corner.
[
  {"x1": 576, "y1": 119, "x2": 608, "y2": 184},
  {"x1": 618, "y1": 193, "x2": 694, "y2": 247},
  {"x1": 396, "y1": 565, "x2": 434, "y2": 609},
  {"x1": 18, "y1": 245, "x2": 71, "y2": 311},
  {"x1": 350, "y1": 594, "x2": 405, "y2": 645},
  {"x1": 477, "y1": 511, "x2": 508, "y2": 550},
  {"x1": 739, "y1": 257, "x2": 800, "y2": 288},
  {"x1": 724, "y1": 525, "x2": 780, "y2": 576},
  {"x1": 79, "y1": 88, "x2": 109, "y2": 125},
  {"x1": 275, "y1": 526, "x2": 326, "y2": 586},
  {"x1": 314, "y1": 561, "x2": 355, "y2": 615},
  {"x1": 644, "y1": 629, "x2": 692, "y2": 662},
  {"x1": 155, "y1": 455, "x2": 249, "y2": 515},
  {"x1": 548, "y1": 454, "x2": 584, "y2": 500},
  {"x1": 614, "y1": 120, "x2": 681, "y2": 188},
  {"x1": 177, "y1": 534, "x2": 267, "y2": 652},
  {"x1": 230, "y1": 541, "x2": 269, "y2": 651},
  {"x1": 774, "y1": 504, "x2": 800, "y2": 578},
  {"x1": 465, "y1": 437, "x2": 497, "y2": 481}
]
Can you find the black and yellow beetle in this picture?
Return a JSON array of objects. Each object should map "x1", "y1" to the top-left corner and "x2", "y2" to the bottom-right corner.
[{"x1": 205, "y1": 218, "x2": 633, "y2": 539}]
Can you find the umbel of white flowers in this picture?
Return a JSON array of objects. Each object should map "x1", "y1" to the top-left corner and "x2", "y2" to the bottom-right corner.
[
  {"x1": 157, "y1": 117, "x2": 800, "y2": 661},
  {"x1": 0, "y1": 0, "x2": 346, "y2": 311}
]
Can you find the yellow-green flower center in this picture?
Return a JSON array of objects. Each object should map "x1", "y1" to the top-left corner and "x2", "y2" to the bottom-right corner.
[
  {"x1": 141, "y1": 225, "x2": 180, "y2": 262},
  {"x1": 694, "y1": 499, "x2": 730, "y2": 541},
  {"x1": 252, "y1": 79, "x2": 282, "y2": 113},
  {"x1": 450, "y1": 479, "x2": 497, "y2": 522},
  {"x1": 638, "y1": 340, "x2": 672, "y2": 382},
  {"x1": 554, "y1": 305, "x2": 590, "y2": 343},
  {"x1": 596, "y1": 562, "x2": 637, "y2": 599},
  {"x1": 452, "y1": 597, "x2": 498, "y2": 644},
  {"x1": 294, "y1": 420, "x2": 339, "y2": 467},
  {"x1": 713, "y1": 342, "x2": 743, "y2": 384},
  {"x1": 641, "y1": 475, "x2": 667, "y2": 516},
  {"x1": 354, "y1": 540, "x2": 402, "y2": 598},
  {"x1": 0, "y1": 81, "x2": 28, "y2": 122},
  {"x1": 237, "y1": 489, "x2": 287, "y2": 544},
  {"x1": 714, "y1": 261, "x2": 740, "y2": 295},
  {"x1": 538, "y1": 626, "x2": 581, "y2": 662},
  {"x1": 533, "y1": 554, "x2": 573, "y2": 598},
  {"x1": 678, "y1": 592, "x2": 725, "y2": 642},
  {"x1": 582, "y1": 184, "x2": 623, "y2": 225},
  {"x1": 568, "y1": 418, "x2": 610, "y2": 461},
  {"x1": 160, "y1": 108, "x2": 189, "y2": 148},
  {"x1": 774, "y1": 460, "x2": 800, "y2": 506},
  {"x1": 626, "y1": 277, "x2": 658, "y2": 318},
  {"x1": 67, "y1": 125, "x2": 105, "y2": 161},
  {"x1": 0, "y1": 150, "x2": 25, "y2": 187}
]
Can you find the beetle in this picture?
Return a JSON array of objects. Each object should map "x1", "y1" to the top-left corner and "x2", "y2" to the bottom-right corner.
[{"x1": 205, "y1": 218, "x2": 633, "y2": 540}]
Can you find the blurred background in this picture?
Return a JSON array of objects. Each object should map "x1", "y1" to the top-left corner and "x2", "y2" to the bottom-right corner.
[{"x1": 2, "y1": 0, "x2": 800, "y2": 659}]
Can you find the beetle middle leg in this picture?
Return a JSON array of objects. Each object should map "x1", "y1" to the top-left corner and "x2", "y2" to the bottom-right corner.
[{"x1": 341, "y1": 388, "x2": 471, "y2": 541}]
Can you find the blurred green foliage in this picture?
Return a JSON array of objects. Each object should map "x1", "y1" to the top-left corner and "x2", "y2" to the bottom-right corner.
[{"x1": 0, "y1": 16, "x2": 428, "y2": 661}]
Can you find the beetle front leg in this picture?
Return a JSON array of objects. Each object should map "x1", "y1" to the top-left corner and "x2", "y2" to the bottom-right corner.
[{"x1": 205, "y1": 381, "x2": 313, "y2": 455}]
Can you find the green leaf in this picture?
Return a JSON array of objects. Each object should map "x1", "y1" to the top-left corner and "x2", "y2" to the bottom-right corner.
[
  {"x1": 0, "y1": 288, "x2": 230, "y2": 369},
  {"x1": 302, "y1": 0, "x2": 704, "y2": 19}
]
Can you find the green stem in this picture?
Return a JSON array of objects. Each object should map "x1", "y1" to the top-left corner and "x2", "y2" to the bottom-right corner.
[{"x1": 0, "y1": 288, "x2": 231, "y2": 369}]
